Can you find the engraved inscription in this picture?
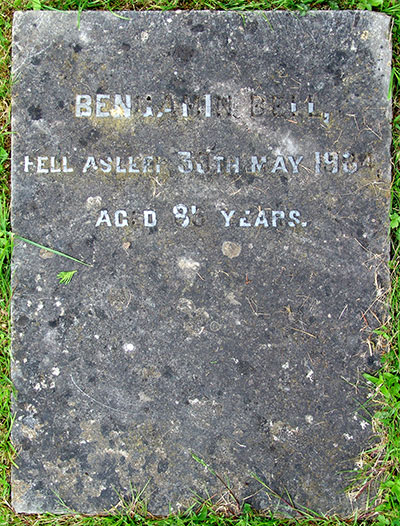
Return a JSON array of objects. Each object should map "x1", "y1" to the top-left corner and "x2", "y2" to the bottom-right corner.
[
  {"x1": 74, "y1": 92, "x2": 331, "y2": 122},
  {"x1": 22, "y1": 151, "x2": 360, "y2": 177},
  {"x1": 93, "y1": 206, "x2": 308, "y2": 229}
]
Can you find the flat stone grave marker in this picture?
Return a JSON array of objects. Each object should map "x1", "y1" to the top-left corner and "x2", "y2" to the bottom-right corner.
[{"x1": 11, "y1": 10, "x2": 391, "y2": 516}]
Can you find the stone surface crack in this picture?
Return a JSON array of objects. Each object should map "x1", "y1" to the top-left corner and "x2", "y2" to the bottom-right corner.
[{"x1": 70, "y1": 373, "x2": 129, "y2": 414}]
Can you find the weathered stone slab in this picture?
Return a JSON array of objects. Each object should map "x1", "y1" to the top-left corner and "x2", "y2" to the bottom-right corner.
[{"x1": 11, "y1": 10, "x2": 391, "y2": 515}]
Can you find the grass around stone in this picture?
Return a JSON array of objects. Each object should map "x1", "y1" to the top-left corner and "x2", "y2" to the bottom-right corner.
[{"x1": 0, "y1": 0, "x2": 400, "y2": 525}]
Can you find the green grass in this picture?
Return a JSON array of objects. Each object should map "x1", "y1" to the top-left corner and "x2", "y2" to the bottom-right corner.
[{"x1": 1, "y1": 0, "x2": 400, "y2": 525}]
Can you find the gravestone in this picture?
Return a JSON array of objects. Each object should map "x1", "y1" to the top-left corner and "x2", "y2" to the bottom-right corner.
[{"x1": 11, "y1": 10, "x2": 391, "y2": 515}]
